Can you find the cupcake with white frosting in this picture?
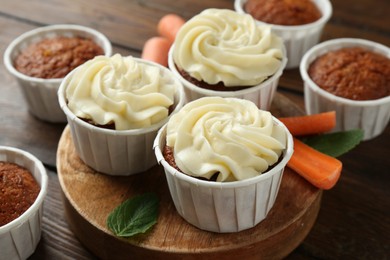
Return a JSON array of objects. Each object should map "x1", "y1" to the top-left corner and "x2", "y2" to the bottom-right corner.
[
  {"x1": 168, "y1": 8, "x2": 287, "y2": 110},
  {"x1": 58, "y1": 54, "x2": 185, "y2": 176},
  {"x1": 154, "y1": 97, "x2": 293, "y2": 232}
]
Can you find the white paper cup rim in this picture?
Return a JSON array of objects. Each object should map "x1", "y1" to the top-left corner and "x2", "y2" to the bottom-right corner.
[
  {"x1": 3, "y1": 24, "x2": 112, "y2": 85},
  {"x1": 168, "y1": 45, "x2": 287, "y2": 97},
  {"x1": 300, "y1": 38, "x2": 390, "y2": 107},
  {"x1": 154, "y1": 118, "x2": 293, "y2": 189},
  {"x1": 234, "y1": 0, "x2": 333, "y2": 31},
  {"x1": 0, "y1": 146, "x2": 48, "y2": 234},
  {"x1": 58, "y1": 58, "x2": 186, "y2": 135}
]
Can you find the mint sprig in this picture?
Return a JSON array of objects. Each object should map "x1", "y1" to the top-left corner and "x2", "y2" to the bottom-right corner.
[
  {"x1": 302, "y1": 129, "x2": 364, "y2": 157},
  {"x1": 107, "y1": 193, "x2": 159, "y2": 237}
]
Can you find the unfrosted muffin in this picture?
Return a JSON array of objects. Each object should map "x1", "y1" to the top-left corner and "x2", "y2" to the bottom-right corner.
[
  {"x1": 3, "y1": 24, "x2": 112, "y2": 122},
  {"x1": 154, "y1": 97, "x2": 293, "y2": 232},
  {"x1": 244, "y1": 0, "x2": 322, "y2": 26},
  {"x1": 235, "y1": 0, "x2": 332, "y2": 69},
  {"x1": 0, "y1": 162, "x2": 40, "y2": 227},
  {"x1": 169, "y1": 8, "x2": 286, "y2": 109},
  {"x1": 301, "y1": 38, "x2": 390, "y2": 140},
  {"x1": 59, "y1": 54, "x2": 185, "y2": 175},
  {"x1": 14, "y1": 36, "x2": 104, "y2": 79},
  {"x1": 0, "y1": 146, "x2": 48, "y2": 260},
  {"x1": 308, "y1": 47, "x2": 390, "y2": 101}
]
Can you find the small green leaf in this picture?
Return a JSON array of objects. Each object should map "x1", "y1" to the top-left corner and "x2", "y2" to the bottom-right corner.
[
  {"x1": 302, "y1": 129, "x2": 364, "y2": 157},
  {"x1": 107, "y1": 193, "x2": 159, "y2": 237}
]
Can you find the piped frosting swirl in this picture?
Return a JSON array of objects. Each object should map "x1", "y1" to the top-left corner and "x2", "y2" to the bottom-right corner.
[
  {"x1": 166, "y1": 97, "x2": 287, "y2": 182},
  {"x1": 66, "y1": 54, "x2": 177, "y2": 130},
  {"x1": 173, "y1": 8, "x2": 284, "y2": 87}
]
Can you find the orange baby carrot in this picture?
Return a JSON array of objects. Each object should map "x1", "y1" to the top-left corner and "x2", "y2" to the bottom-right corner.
[
  {"x1": 279, "y1": 111, "x2": 336, "y2": 136},
  {"x1": 141, "y1": 36, "x2": 171, "y2": 67},
  {"x1": 157, "y1": 14, "x2": 186, "y2": 43},
  {"x1": 288, "y1": 137, "x2": 342, "y2": 190}
]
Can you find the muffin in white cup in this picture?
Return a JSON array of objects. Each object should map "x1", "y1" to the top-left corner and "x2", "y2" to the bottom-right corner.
[
  {"x1": 3, "y1": 24, "x2": 112, "y2": 123},
  {"x1": 58, "y1": 54, "x2": 185, "y2": 176},
  {"x1": 154, "y1": 97, "x2": 293, "y2": 233},
  {"x1": 235, "y1": 0, "x2": 332, "y2": 69},
  {"x1": 0, "y1": 146, "x2": 48, "y2": 260},
  {"x1": 300, "y1": 38, "x2": 390, "y2": 140},
  {"x1": 168, "y1": 8, "x2": 287, "y2": 110}
]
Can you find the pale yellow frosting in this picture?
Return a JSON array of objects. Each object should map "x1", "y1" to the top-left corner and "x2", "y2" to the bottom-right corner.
[
  {"x1": 173, "y1": 8, "x2": 284, "y2": 87},
  {"x1": 166, "y1": 97, "x2": 287, "y2": 182},
  {"x1": 66, "y1": 54, "x2": 176, "y2": 130}
]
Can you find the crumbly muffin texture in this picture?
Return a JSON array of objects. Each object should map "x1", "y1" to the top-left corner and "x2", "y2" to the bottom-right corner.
[
  {"x1": 245, "y1": 0, "x2": 322, "y2": 26},
  {"x1": 0, "y1": 162, "x2": 40, "y2": 226},
  {"x1": 309, "y1": 47, "x2": 390, "y2": 100},
  {"x1": 14, "y1": 36, "x2": 104, "y2": 79}
]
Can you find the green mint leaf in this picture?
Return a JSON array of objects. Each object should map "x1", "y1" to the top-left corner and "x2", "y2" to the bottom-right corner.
[
  {"x1": 302, "y1": 129, "x2": 364, "y2": 157},
  {"x1": 107, "y1": 193, "x2": 159, "y2": 237}
]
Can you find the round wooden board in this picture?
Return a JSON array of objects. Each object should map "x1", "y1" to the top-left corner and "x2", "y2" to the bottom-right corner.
[{"x1": 57, "y1": 93, "x2": 322, "y2": 260}]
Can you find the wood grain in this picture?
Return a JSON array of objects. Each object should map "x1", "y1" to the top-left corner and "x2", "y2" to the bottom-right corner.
[
  {"x1": 56, "y1": 94, "x2": 322, "y2": 259},
  {"x1": 1, "y1": 0, "x2": 389, "y2": 258}
]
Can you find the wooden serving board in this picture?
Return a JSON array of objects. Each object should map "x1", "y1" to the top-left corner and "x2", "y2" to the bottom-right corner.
[{"x1": 57, "y1": 93, "x2": 322, "y2": 260}]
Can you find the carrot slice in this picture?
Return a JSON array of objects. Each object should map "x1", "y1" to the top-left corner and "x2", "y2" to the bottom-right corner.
[
  {"x1": 141, "y1": 36, "x2": 171, "y2": 67},
  {"x1": 157, "y1": 14, "x2": 186, "y2": 43},
  {"x1": 279, "y1": 111, "x2": 336, "y2": 136},
  {"x1": 288, "y1": 137, "x2": 342, "y2": 190}
]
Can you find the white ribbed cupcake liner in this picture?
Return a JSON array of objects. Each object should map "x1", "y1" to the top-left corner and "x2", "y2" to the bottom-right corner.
[
  {"x1": 58, "y1": 59, "x2": 185, "y2": 176},
  {"x1": 3, "y1": 24, "x2": 112, "y2": 123},
  {"x1": 300, "y1": 38, "x2": 390, "y2": 141},
  {"x1": 168, "y1": 46, "x2": 287, "y2": 111},
  {"x1": 0, "y1": 146, "x2": 48, "y2": 260},
  {"x1": 154, "y1": 119, "x2": 293, "y2": 233},
  {"x1": 235, "y1": 0, "x2": 332, "y2": 69}
]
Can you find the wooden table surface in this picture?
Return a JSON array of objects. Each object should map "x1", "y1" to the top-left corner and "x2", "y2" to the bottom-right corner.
[{"x1": 0, "y1": 0, "x2": 389, "y2": 259}]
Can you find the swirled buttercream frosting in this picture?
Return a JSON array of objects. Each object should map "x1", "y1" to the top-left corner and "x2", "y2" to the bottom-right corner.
[
  {"x1": 173, "y1": 8, "x2": 284, "y2": 87},
  {"x1": 66, "y1": 54, "x2": 176, "y2": 130},
  {"x1": 166, "y1": 97, "x2": 287, "y2": 182}
]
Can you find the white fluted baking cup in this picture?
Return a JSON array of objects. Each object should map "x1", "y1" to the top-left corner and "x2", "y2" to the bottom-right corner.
[
  {"x1": 235, "y1": 0, "x2": 332, "y2": 69},
  {"x1": 58, "y1": 59, "x2": 185, "y2": 176},
  {"x1": 0, "y1": 146, "x2": 48, "y2": 260},
  {"x1": 3, "y1": 24, "x2": 112, "y2": 123},
  {"x1": 153, "y1": 119, "x2": 293, "y2": 233},
  {"x1": 168, "y1": 45, "x2": 287, "y2": 110},
  {"x1": 300, "y1": 38, "x2": 390, "y2": 140}
]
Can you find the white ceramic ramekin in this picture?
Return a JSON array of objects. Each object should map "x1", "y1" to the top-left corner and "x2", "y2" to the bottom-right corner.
[
  {"x1": 168, "y1": 46, "x2": 287, "y2": 110},
  {"x1": 3, "y1": 24, "x2": 112, "y2": 123},
  {"x1": 235, "y1": 0, "x2": 332, "y2": 69},
  {"x1": 58, "y1": 58, "x2": 185, "y2": 176},
  {"x1": 153, "y1": 119, "x2": 293, "y2": 233},
  {"x1": 0, "y1": 146, "x2": 48, "y2": 260},
  {"x1": 300, "y1": 38, "x2": 390, "y2": 141}
]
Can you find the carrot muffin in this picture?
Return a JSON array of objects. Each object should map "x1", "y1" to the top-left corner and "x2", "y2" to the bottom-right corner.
[
  {"x1": 244, "y1": 0, "x2": 322, "y2": 26},
  {"x1": 308, "y1": 47, "x2": 390, "y2": 101},
  {"x1": 172, "y1": 8, "x2": 284, "y2": 91},
  {"x1": 154, "y1": 96, "x2": 293, "y2": 232},
  {"x1": 65, "y1": 54, "x2": 177, "y2": 130},
  {"x1": 0, "y1": 161, "x2": 40, "y2": 226},
  {"x1": 14, "y1": 36, "x2": 104, "y2": 79},
  {"x1": 163, "y1": 97, "x2": 287, "y2": 182},
  {"x1": 59, "y1": 54, "x2": 184, "y2": 175}
]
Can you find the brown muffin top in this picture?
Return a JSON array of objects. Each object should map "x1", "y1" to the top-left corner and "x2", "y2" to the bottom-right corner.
[
  {"x1": 14, "y1": 36, "x2": 104, "y2": 79},
  {"x1": 0, "y1": 162, "x2": 40, "y2": 227},
  {"x1": 244, "y1": 0, "x2": 322, "y2": 26},
  {"x1": 308, "y1": 47, "x2": 390, "y2": 101},
  {"x1": 177, "y1": 66, "x2": 251, "y2": 91}
]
